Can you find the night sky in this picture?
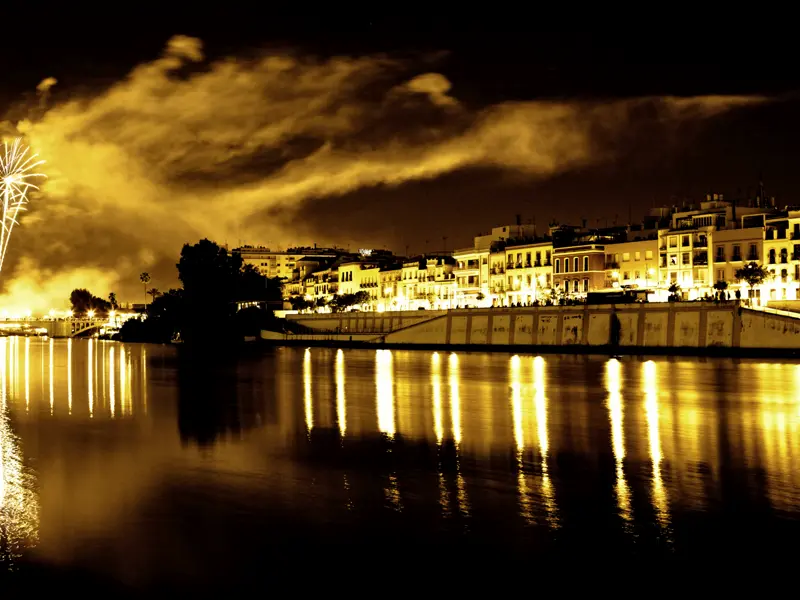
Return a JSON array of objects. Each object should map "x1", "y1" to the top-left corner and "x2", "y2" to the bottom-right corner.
[{"x1": 1, "y1": 15, "x2": 798, "y2": 305}]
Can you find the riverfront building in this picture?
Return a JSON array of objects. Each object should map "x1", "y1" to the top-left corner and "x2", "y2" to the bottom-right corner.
[{"x1": 269, "y1": 194, "x2": 800, "y2": 313}]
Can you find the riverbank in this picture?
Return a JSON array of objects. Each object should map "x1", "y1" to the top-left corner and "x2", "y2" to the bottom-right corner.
[
  {"x1": 258, "y1": 337, "x2": 800, "y2": 359},
  {"x1": 264, "y1": 302, "x2": 800, "y2": 358}
]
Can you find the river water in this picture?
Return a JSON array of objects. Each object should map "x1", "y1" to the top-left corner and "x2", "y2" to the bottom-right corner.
[{"x1": 1, "y1": 338, "x2": 799, "y2": 588}]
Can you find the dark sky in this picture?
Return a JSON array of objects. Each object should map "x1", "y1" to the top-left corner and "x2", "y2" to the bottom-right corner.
[{"x1": 4, "y1": 14, "x2": 800, "y2": 253}]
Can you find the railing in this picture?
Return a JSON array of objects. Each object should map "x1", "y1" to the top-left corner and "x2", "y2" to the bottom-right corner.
[
  {"x1": 747, "y1": 254, "x2": 759, "y2": 261},
  {"x1": 748, "y1": 305, "x2": 800, "y2": 320}
]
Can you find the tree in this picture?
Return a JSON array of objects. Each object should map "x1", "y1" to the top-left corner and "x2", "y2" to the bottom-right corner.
[
  {"x1": 735, "y1": 262, "x2": 770, "y2": 296},
  {"x1": 69, "y1": 288, "x2": 111, "y2": 316},
  {"x1": 289, "y1": 296, "x2": 312, "y2": 312},
  {"x1": 353, "y1": 290, "x2": 371, "y2": 309},
  {"x1": 140, "y1": 272, "x2": 151, "y2": 306},
  {"x1": 108, "y1": 292, "x2": 118, "y2": 309},
  {"x1": 668, "y1": 282, "x2": 681, "y2": 302},
  {"x1": 476, "y1": 292, "x2": 485, "y2": 301},
  {"x1": 713, "y1": 280, "x2": 728, "y2": 291},
  {"x1": 147, "y1": 288, "x2": 161, "y2": 302}
]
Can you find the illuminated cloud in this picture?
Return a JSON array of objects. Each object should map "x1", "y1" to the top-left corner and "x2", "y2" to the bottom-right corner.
[{"x1": 0, "y1": 35, "x2": 763, "y2": 311}]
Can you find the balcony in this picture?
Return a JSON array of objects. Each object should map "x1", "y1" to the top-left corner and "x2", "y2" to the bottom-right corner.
[
  {"x1": 693, "y1": 255, "x2": 708, "y2": 265},
  {"x1": 605, "y1": 261, "x2": 620, "y2": 269},
  {"x1": 731, "y1": 254, "x2": 742, "y2": 262},
  {"x1": 747, "y1": 253, "x2": 759, "y2": 261},
  {"x1": 491, "y1": 267, "x2": 505, "y2": 275},
  {"x1": 506, "y1": 262, "x2": 515, "y2": 270}
]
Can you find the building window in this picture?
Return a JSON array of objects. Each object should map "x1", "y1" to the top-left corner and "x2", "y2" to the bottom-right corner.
[
  {"x1": 748, "y1": 244, "x2": 758, "y2": 261},
  {"x1": 781, "y1": 248, "x2": 788, "y2": 264},
  {"x1": 769, "y1": 249, "x2": 776, "y2": 264},
  {"x1": 634, "y1": 271, "x2": 640, "y2": 280},
  {"x1": 583, "y1": 256, "x2": 589, "y2": 272},
  {"x1": 732, "y1": 244, "x2": 741, "y2": 261},
  {"x1": 623, "y1": 272, "x2": 630, "y2": 280},
  {"x1": 574, "y1": 257, "x2": 579, "y2": 272},
  {"x1": 682, "y1": 235, "x2": 690, "y2": 247},
  {"x1": 583, "y1": 278, "x2": 589, "y2": 292},
  {"x1": 717, "y1": 269, "x2": 724, "y2": 281},
  {"x1": 669, "y1": 236, "x2": 677, "y2": 248},
  {"x1": 555, "y1": 259, "x2": 561, "y2": 274},
  {"x1": 623, "y1": 253, "x2": 630, "y2": 262},
  {"x1": 635, "y1": 251, "x2": 641, "y2": 261},
  {"x1": 715, "y1": 246, "x2": 725, "y2": 262},
  {"x1": 669, "y1": 254, "x2": 677, "y2": 266},
  {"x1": 781, "y1": 269, "x2": 788, "y2": 282},
  {"x1": 682, "y1": 253, "x2": 690, "y2": 265},
  {"x1": 573, "y1": 280, "x2": 579, "y2": 293},
  {"x1": 645, "y1": 250, "x2": 653, "y2": 260},
  {"x1": 564, "y1": 259, "x2": 570, "y2": 273}
]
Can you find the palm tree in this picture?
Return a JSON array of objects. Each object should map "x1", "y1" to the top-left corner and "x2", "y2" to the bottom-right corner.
[
  {"x1": 140, "y1": 272, "x2": 151, "y2": 306},
  {"x1": 108, "y1": 292, "x2": 118, "y2": 309},
  {"x1": 147, "y1": 288, "x2": 160, "y2": 303}
]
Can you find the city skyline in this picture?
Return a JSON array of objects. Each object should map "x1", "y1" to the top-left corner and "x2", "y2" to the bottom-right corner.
[{"x1": 0, "y1": 21, "x2": 799, "y2": 312}]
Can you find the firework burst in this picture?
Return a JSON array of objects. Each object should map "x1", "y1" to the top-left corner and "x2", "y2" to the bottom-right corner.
[{"x1": 0, "y1": 139, "x2": 46, "y2": 273}]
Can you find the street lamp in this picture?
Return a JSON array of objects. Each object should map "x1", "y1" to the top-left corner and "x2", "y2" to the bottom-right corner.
[{"x1": 87, "y1": 309, "x2": 95, "y2": 319}]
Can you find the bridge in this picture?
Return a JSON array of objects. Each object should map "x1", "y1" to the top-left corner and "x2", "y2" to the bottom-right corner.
[{"x1": 0, "y1": 318, "x2": 108, "y2": 338}]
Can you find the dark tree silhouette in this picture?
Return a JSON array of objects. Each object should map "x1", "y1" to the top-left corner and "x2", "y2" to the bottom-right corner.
[
  {"x1": 69, "y1": 289, "x2": 111, "y2": 316},
  {"x1": 735, "y1": 262, "x2": 770, "y2": 296}
]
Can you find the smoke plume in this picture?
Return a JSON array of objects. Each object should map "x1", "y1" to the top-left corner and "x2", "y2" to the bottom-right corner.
[{"x1": 0, "y1": 35, "x2": 762, "y2": 312}]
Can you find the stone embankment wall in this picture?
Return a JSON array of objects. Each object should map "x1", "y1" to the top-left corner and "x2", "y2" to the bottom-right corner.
[{"x1": 278, "y1": 304, "x2": 800, "y2": 351}]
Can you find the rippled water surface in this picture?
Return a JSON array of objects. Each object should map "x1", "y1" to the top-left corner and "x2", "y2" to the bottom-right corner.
[{"x1": 2, "y1": 338, "x2": 800, "y2": 588}]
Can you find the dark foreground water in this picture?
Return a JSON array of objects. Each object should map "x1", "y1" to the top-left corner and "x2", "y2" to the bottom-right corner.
[{"x1": 2, "y1": 338, "x2": 800, "y2": 588}]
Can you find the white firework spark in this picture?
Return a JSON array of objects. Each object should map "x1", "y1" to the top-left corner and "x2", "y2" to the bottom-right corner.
[{"x1": 0, "y1": 139, "x2": 46, "y2": 273}]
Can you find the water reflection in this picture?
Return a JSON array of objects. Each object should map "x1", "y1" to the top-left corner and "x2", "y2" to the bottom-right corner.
[
  {"x1": 605, "y1": 359, "x2": 631, "y2": 522},
  {"x1": 376, "y1": 350, "x2": 395, "y2": 438},
  {"x1": 644, "y1": 360, "x2": 671, "y2": 536},
  {"x1": 49, "y1": 338, "x2": 54, "y2": 416},
  {"x1": 0, "y1": 339, "x2": 39, "y2": 569},
  {"x1": 448, "y1": 353, "x2": 469, "y2": 519},
  {"x1": 335, "y1": 349, "x2": 346, "y2": 437},
  {"x1": 3, "y1": 345, "x2": 800, "y2": 581},
  {"x1": 510, "y1": 355, "x2": 533, "y2": 524}
]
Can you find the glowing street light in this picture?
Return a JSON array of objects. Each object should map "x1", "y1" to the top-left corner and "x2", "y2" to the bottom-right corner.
[
  {"x1": 48, "y1": 309, "x2": 56, "y2": 318},
  {"x1": 87, "y1": 309, "x2": 95, "y2": 319}
]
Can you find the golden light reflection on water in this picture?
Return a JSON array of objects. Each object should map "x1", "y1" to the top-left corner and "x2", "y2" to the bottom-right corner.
[
  {"x1": 67, "y1": 339, "x2": 72, "y2": 414},
  {"x1": 303, "y1": 348, "x2": 313, "y2": 433},
  {"x1": 533, "y1": 356, "x2": 558, "y2": 527},
  {"x1": 335, "y1": 349, "x2": 346, "y2": 437},
  {"x1": 447, "y1": 353, "x2": 470, "y2": 519},
  {"x1": 109, "y1": 346, "x2": 116, "y2": 418},
  {"x1": 510, "y1": 355, "x2": 533, "y2": 524},
  {"x1": 88, "y1": 339, "x2": 94, "y2": 418},
  {"x1": 644, "y1": 360, "x2": 670, "y2": 534},
  {"x1": 376, "y1": 350, "x2": 395, "y2": 438},
  {"x1": 431, "y1": 352, "x2": 449, "y2": 516},
  {"x1": 48, "y1": 338, "x2": 54, "y2": 416},
  {"x1": 0, "y1": 338, "x2": 145, "y2": 420},
  {"x1": 431, "y1": 353, "x2": 444, "y2": 445},
  {"x1": 24, "y1": 338, "x2": 30, "y2": 412},
  {"x1": 0, "y1": 339, "x2": 39, "y2": 568},
  {"x1": 605, "y1": 359, "x2": 631, "y2": 523}
]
